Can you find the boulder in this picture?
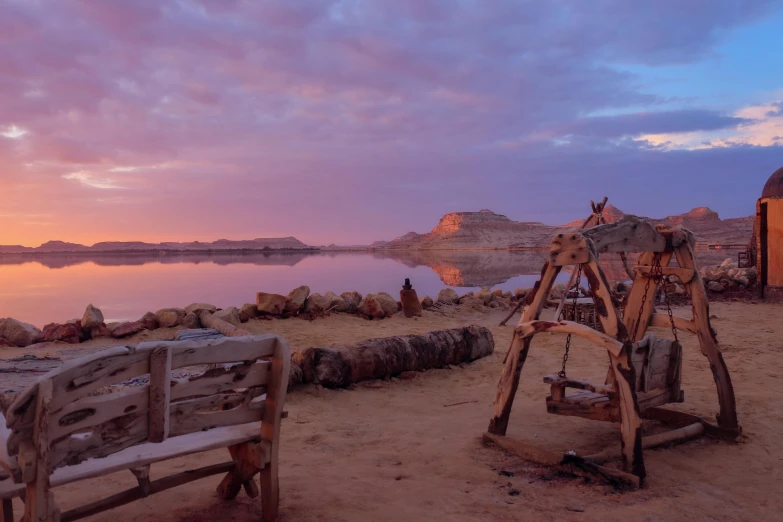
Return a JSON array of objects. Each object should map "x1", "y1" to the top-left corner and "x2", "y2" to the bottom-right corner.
[
  {"x1": 475, "y1": 288, "x2": 493, "y2": 305},
  {"x1": 735, "y1": 276, "x2": 750, "y2": 287},
  {"x1": 111, "y1": 320, "x2": 147, "y2": 338},
  {"x1": 375, "y1": 293, "x2": 399, "y2": 317},
  {"x1": 513, "y1": 288, "x2": 530, "y2": 299},
  {"x1": 81, "y1": 304, "x2": 104, "y2": 329},
  {"x1": 304, "y1": 293, "x2": 332, "y2": 315},
  {"x1": 720, "y1": 258, "x2": 735, "y2": 270},
  {"x1": 502, "y1": 291, "x2": 512, "y2": 299},
  {"x1": 284, "y1": 286, "x2": 310, "y2": 315},
  {"x1": 257, "y1": 292, "x2": 287, "y2": 315},
  {"x1": 340, "y1": 291, "x2": 362, "y2": 313},
  {"x1": 239, "y1": 303, "x2": 258, "y2": 322},
  {"x1": 324, "y1": 291, "x2": 349, "y2": 313},
  {"x1": 0, "y1": 337, "x2": 17, "y2": 348},
  {"x1": 357, "y1": 294, "x2": 386, "y2": 319},
  {"x1": 181, "y1": 312, "x2": 200, "y2": 329},
  {"x1": 88, "y1": 323, "x2": 112, "y2": 339},
  {"x1": 488, "y1": 301, "x2": 499, "y2": 308},
  {"x1": 156, "y1": 307, "x2": 186, "y2": 328},
  {"x1": 214, "y1": 307, "x2": 241, "y2": 325},
  {"x1": 400, "y1": 287, "x2": 423, "y2": 318},
  {"x1": 459, "y1": 296, "x2": 486, "y2": 311},
  {"x1": 185, "y1": 303, "x2": 217, "y2": 315},
  {"x1": 34, "y1": 322, "x2": 82, "y2": 344},
  {"x1": 0, "y1": 318, "x2": 41, "y2": 347},
  {"x1": 420, "y1": 296, "x2": 434, "y2": 309},
  {"x1": 550, "y1": 284, "x2": 566, "y2": 299},
  {"x1": 437, "y1": 288, "x2": 459, "y2": 304},
  {"x1": 66, "y1": 319, "x2": 89, "y2": 342},
  {"x1": 140, "y1": 312, "x2": 160, "y2": 330},
  {"x1": 492, "y1": 289, "x2": 503, "y2": 298},
  {"x1": 707, "y1": 281, "x2": 725, "y2": 293}
]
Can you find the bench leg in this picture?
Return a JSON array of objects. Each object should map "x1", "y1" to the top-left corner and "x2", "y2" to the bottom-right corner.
[
  {"x1": 1, "y1": 499, "x2": 13, "y2": 522},
  {"x1": 259, "y1": 457, "x2": 278, "y2": 522},
  {"x1": 217, "y1": 444, "x2": 260, "y2": 501}
]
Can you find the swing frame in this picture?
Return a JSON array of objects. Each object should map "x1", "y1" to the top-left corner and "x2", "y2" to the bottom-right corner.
[{"x1": 485, "y1": 216, "x2": 741, "y2": 487}]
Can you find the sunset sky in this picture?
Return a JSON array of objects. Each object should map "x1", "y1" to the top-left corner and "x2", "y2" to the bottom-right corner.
[{"x1": 1, "y1": 0, "x2": 782, "y2": 247}]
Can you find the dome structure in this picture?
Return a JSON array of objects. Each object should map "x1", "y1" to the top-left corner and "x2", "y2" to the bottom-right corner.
[{"x1": 761, "y1": 166, "x2": 783, "y2": 199}]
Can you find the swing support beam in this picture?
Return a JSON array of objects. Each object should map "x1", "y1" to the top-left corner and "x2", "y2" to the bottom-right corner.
[{"x1": 485, "y1": 216, "x2": 741, "y2": 487}]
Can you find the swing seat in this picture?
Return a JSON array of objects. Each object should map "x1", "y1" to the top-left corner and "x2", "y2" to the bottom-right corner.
[{"x1": 544, "y1": 334, "x2": 684, "y2": 422}]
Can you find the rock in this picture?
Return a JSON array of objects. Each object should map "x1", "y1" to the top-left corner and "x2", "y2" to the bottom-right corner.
[
  {"x1": 488, "y1": 301, "x2": 499, "y2": 308},
  {"x1": 459, "y1": 296, "x2": 486, "y2": 311},
  {"x1": 257, "y1": 292, "x2": 287, "y2": 315},
  {"x1": 214, "y1": 307, "x2": 241, "y2": 325},
  {"x1": 0, "y1": 337, "x2": 17, "y2": 348},
  {"x1": 357, "y1": 294, "x2": 386, "y2": 319},
  {"x1": 707, "y1": 281, "x2": 725, "y2": 293},
  {"x1": 420, "y1": 296, "x2": 434, "y2": 309},
  {"x1": 111, "y1": 320, "x2": 147, "y2": 338},
  {"x1": 720, "y1": 258, "x2": 735, "y2": 270},
  {"x1": 156, "y1": 307, "x2": 186, "y2": 328},
  {"x1": 476, "y1": 288, "x2": 493, "y2": 304},
  {"x1": 492, "y1": 289, "x2": 503, "y2": 297},
  {"x1": 185, "y1": 303, "x2": 217, "y2": 315},
  {"x1": 375, "y1": 293, "x2": 399, "y2": 317},
  {"x1": 34, "y1": 322, "x2": 82, "y2": 344},
  {"x1": 437, "y1": 288, "x2": 459, "y2": 304},
  {"x1": 502, "y1": 291, "x2": 512, "y2": 299},
  {"x1": 400, "y1": 285, "x2": 422, "y2": 318},
  {"x1": 398, "y1": 371, "x2": 419, "y2": 380},
  {"x1": 0, "y1": 318, "x2": 41, "y2": 347},
  {"x1": 239, "y1": 303, "x2": 258, "y2": 322},
  {"x1": 181, "y1": 312, "x2": 200, "y2": 329},
  {"x1": 324, "y1": 291, "x2": 349, "y2": 313},
  {"x1": 140, "y1": 312, "x2": 160, "y2": 330},
  {"x1": 550, "y1": 284, "x2": 566, "y2": 299},
  {"x1": 513, "y1": 288, "x2": 530, "y2": 299},
  {"x1": 340, "y1": 291, "x2": 362, "y2": 313},
  {"x1": 735, "y1": 276, "x2": 750, "y2": 287},
  {"x1": 284, "y1": 286, "x2": 310, "y2": 315},
  {"x1": 89, "y1": 323, "x2": 112, "y2": 339},
  {"x1": 304, "y1": 293, "x2": 332, "y2": 315},
  {"x1": 81, "y1": 304, "x2": 104, "y2": 329}
]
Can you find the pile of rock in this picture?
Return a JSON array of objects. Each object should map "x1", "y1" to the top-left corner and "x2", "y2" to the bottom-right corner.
[{"x1": 700, "y1": 258, "x2": 757, "y2": 293}]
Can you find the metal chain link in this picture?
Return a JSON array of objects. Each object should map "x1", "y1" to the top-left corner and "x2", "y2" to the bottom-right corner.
[{"x1": 558, "y1": 264, "x2": 583, "y2": 378}]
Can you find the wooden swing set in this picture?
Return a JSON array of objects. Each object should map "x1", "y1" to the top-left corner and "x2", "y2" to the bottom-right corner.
[{"x1": 484, "y1": 215, "x2": 741, "y2": 488}]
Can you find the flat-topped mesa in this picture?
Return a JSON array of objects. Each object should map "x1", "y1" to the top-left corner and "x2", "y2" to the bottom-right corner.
[
  {"x1": 662, "y1": 207, "x2": 721, "y2": 229},
  {"x1": 432, "y1": 210, "x2": 545, "y2": 235}
]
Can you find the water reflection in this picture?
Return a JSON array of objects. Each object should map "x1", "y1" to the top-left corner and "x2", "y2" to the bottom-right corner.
[{"x1": 0, "y1": 248, "x2": 738, "y2": 327}]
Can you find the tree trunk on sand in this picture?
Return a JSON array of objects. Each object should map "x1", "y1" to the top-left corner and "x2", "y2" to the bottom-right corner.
[{"x1": 294, "y1": 326, "x2": 494, "y2": 388}]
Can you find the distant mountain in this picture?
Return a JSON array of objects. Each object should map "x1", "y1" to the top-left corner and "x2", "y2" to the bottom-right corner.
[
  {"x1": 371, "y1": 206, "x2": 753, "y2": 250},
  {"x1": 0, "y1": 236, "x2": 315, "y2": 254}
]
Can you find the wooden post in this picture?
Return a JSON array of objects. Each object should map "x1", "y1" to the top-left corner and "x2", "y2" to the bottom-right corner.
[
  {"x1": 259, "y1": 337, "x2": 291, "y2": 522},
  {"x1": 674, "y1": 242, "x2": 740, "y2": 431},
  {"x1": 1, "y1": 499, "x2": 13, "y2": 522},
  {"x1": 23, "y1": 379, "x2": 60, "y2": 522},
  {"x1": 488, "y1": 262, "x2": 561, "y2": 435},
  {"x1": 148, "y1": 347, "x2": 172, "y2": 443}
]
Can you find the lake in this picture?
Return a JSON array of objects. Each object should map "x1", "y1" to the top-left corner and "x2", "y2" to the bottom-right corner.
[{"x1": 0, "y1": 249, "x2": 737, "y2": 327}]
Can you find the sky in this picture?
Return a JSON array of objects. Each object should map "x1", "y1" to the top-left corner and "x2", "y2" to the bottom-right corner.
[{"x1": 1, "y1": 0, "x2": 782, "y2": 247}]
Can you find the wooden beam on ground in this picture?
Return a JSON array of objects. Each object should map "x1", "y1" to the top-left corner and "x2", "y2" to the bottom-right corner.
[
  {"x1": 515, "y1": 320, "x2": 624, "y2": 357},
  {"x1": 481, "y1": 433, "x2": 562, "y2": 466},
  {"x1": 197, "y1": 311, "x2": 249, "y2": 337},
  {"x1": 560, "y1": 454, "x2": 641, "y2": 490},
  {"x1": 582, "y1": 423, "x2": 704, "y2": 463}
]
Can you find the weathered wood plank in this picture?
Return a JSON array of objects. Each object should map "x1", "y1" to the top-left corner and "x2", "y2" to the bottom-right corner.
[
  {"x1": 148, "y1": 347, "x2": 172, "y2": 443},
  {"x1": 582, "y1": 216, "x2": 667, "y2": 253},
  {"x1": 515, "y1": 320, "x2": 623, "y2": 357}
]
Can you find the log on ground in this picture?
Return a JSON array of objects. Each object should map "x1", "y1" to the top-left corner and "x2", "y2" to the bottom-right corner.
[{"x1": 297, "y1": 326, "x2": 494, "y2": 388}]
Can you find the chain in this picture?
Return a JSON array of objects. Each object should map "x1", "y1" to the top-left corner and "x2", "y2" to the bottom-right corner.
[
  {"x1": 658, "y1": 264, "x2": 680, "y2": 343},
  {"x1": 632, "y1": 253, "x2": 660, "y2": 342},
  {"x1": 558, "y1": 264, "x2": 583, "y2": 378}
]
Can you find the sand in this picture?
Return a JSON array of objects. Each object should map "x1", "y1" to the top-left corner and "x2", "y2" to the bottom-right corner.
[{"x1": 3, "y1": 302, "x2": 782, "y2": 521}]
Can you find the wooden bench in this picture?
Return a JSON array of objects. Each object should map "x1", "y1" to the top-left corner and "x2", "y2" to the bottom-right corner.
[{"x1": 0, "y1": 334, "x2": 290, "y2": 522}]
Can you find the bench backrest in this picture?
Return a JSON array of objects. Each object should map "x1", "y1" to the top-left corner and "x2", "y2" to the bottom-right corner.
[
  {"x1": 629, "y1": 334, "x2": 682, "y2": 393},
  {"x1": 3, "y1": 334, "x2": 290, "y2": 472}
]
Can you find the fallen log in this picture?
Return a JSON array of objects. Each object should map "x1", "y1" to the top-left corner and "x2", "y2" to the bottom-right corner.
[
  {"x1": 297, "y1": 326, "x2": 494, "y2": 388},
  {"x1": 196, "y1": 311, "x2": 248, "y2": 337}
]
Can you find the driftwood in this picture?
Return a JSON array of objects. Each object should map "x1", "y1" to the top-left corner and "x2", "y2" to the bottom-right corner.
[
  {"x1": 295, "y1": 326, "x2": 494, "y2": 388},
  {"x1": 197, "y1": 311, "x2": 249, "y2": 337}
]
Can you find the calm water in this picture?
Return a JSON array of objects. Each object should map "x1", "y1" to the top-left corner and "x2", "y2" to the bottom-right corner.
[{"x1": 0, "y1": 249, "x2": 737, "y2": 327}]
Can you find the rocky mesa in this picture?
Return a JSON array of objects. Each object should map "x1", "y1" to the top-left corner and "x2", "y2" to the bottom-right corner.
[{"x1": 373, "y1": 206, "x2": 753, "y2": 250}]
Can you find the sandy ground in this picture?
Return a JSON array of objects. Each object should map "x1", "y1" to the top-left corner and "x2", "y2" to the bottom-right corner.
[{"x1": 3, "y1": 301, "x2": 783, "y2": 521}]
